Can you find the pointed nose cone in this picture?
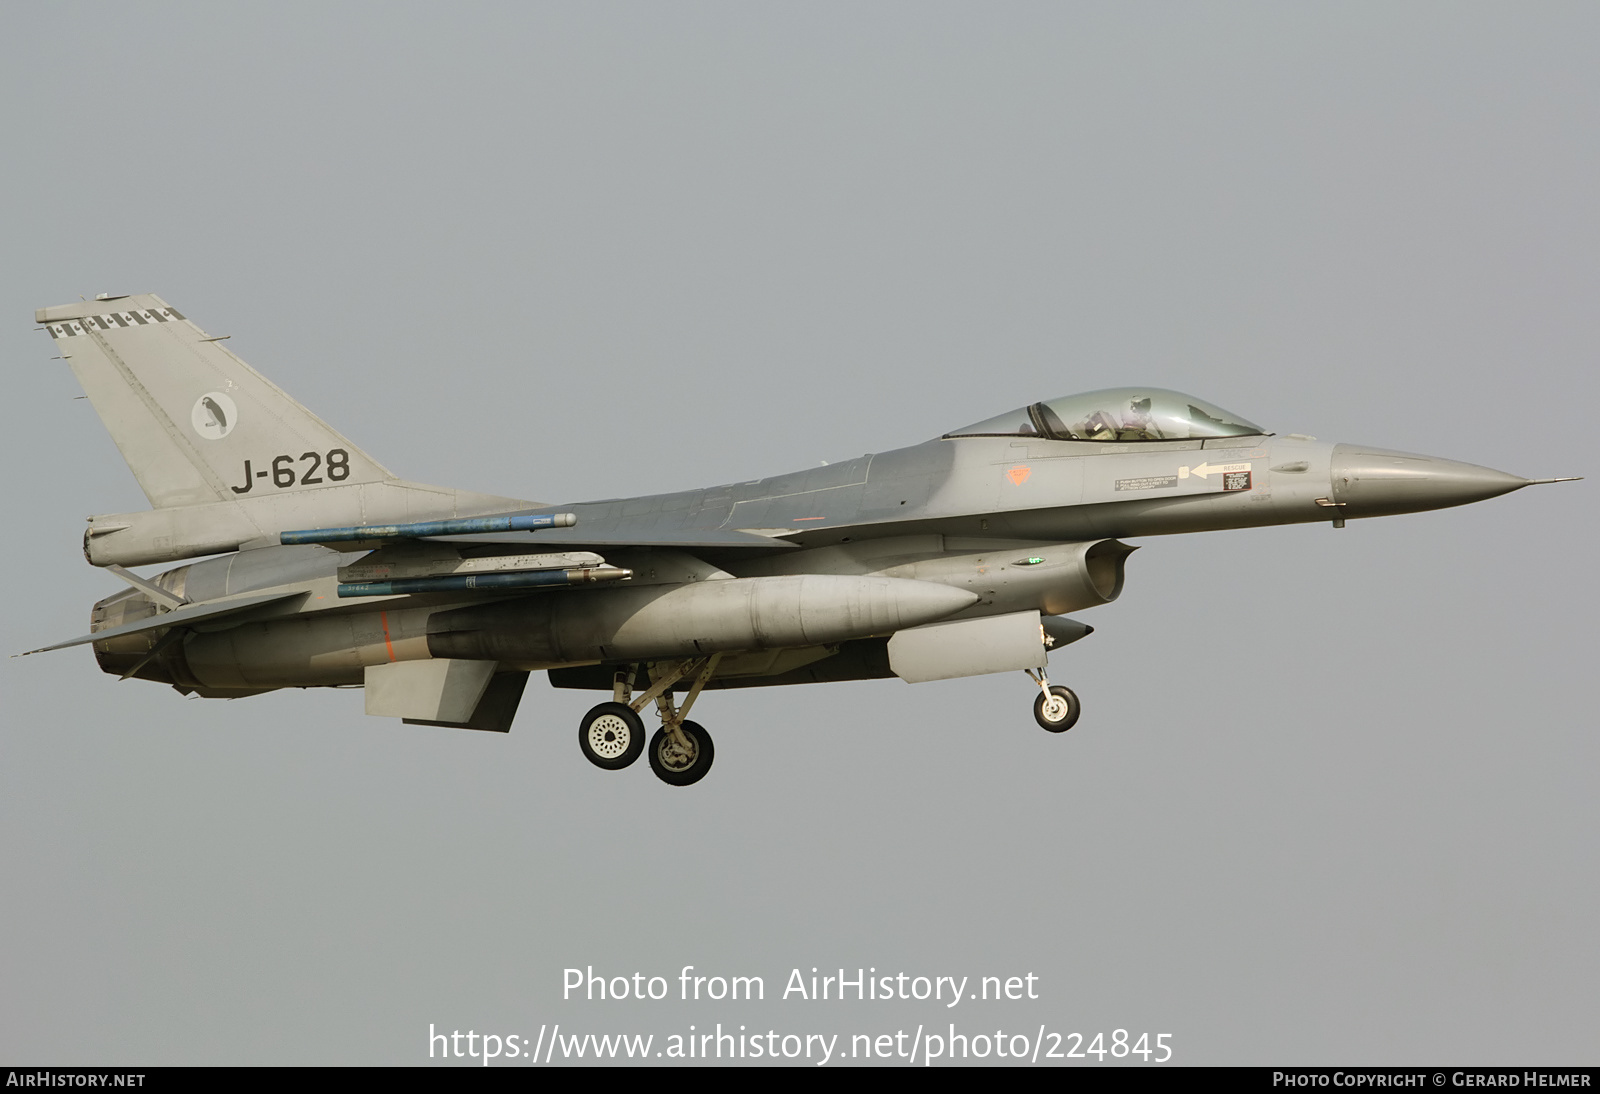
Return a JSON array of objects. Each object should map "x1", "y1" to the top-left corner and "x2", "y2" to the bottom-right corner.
[{"x1": 1330, "y1": 445, "x2": 1530, "y2": 518}]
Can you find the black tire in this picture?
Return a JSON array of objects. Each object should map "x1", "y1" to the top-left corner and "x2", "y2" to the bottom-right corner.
[
  {"x1": 578, "y1": 702, "x2": 646, "y2": 769},
  {"x1": 1033, "y1": 685, "x2": 1080, "y2": 733},
  {"x1": 648, "y1": 720, "x2": 715, "y2": 786}
]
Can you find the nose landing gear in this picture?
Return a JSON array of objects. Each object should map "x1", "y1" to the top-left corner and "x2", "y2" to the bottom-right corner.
[{"x1": 1025, "y1": 667, "x2": 1080, "y2": 733}]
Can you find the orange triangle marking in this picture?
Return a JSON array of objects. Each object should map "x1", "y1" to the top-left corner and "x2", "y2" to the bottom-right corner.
[{"x1": 1006, "y1": 466, "x2": 1031, "y2": 485}]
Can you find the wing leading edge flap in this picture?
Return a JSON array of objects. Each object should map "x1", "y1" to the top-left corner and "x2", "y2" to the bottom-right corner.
[{"x1": 22, "y1": 590, "x2": 305, "y2": 655}]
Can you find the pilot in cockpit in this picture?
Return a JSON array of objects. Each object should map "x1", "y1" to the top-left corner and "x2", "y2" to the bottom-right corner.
[
  {"x1": 944, "y1": 388, "x2": 1266, "y2": 445},
  {"x1": 1076, "y1": 398, "x2": 1161, "y2": 442}
]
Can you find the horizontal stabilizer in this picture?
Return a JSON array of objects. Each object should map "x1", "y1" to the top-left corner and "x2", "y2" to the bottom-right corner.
[{"x1": 22, "y1": 590, "x2": 305, "y2": 655}]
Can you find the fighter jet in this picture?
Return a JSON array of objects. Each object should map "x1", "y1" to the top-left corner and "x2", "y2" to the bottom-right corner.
[{"x1": 26, "y1": 294, "x2": 1579, "y2": 786}]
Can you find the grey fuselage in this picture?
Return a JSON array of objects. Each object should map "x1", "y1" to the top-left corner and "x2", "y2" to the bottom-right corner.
[
  {"x1": 558, "y1": 432, "x2": 1331, "y2": 547},
  {"x1": 87, "y1": 427, "x2": 1532, "y2": 697}
]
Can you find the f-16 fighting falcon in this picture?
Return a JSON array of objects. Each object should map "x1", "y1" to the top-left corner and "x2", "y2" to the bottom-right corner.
[{"x1": 26, "y1": 294, "x2": 1579, "y2": 786}]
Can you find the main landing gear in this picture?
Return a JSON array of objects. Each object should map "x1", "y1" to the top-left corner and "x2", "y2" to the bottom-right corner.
[
  {"x1": 578, "y1": 654, "x2": 721, "y2": 786},
  {"x1": 1024, "y1": 667, "x2": 1080, "y2": 733}
]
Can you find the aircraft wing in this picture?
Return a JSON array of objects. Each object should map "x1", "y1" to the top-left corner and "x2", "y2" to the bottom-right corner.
[{"x1": 22, "y1": 590, "x2": 306, "y2": 655}]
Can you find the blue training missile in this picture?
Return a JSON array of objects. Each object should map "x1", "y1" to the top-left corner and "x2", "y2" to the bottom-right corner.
[
  {"x1": 337, "y1": 565, "x2": 630, "y2": 598},
  {"x1": 282, "y1": 512, "x2": 577, "y2": 546}
]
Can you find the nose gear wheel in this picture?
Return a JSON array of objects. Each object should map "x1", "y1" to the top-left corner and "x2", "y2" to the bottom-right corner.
[
  {"x1": 1024, "y1": 667, "x2": 1081, "y2": 733},
  {"x1": 1033, "y1": 685, "x2": 1080, "y2": 733}
]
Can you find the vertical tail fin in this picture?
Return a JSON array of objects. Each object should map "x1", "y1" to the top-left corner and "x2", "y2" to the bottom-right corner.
[
  {"x1": 39, "y1": 293, "x2": 390, "y2": 509},
  {"x1": 39, "y1": 294, "x2": 537, "y2": 566}
]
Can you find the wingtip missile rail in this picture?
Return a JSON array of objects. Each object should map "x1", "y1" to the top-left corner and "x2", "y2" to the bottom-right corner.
[{"x1": 281, "y1": 512, "x2": 578, "y2": 546}]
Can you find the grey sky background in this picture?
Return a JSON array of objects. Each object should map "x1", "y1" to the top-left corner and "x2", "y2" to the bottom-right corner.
[{"x1": 2, "y1": 2, "x2": 1595, "y2": 1065}]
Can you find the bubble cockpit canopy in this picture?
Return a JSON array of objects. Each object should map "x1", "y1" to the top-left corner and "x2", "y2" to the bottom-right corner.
[{"x1": 945, "y1": 387, "x2": 1267, "y2": 444}]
